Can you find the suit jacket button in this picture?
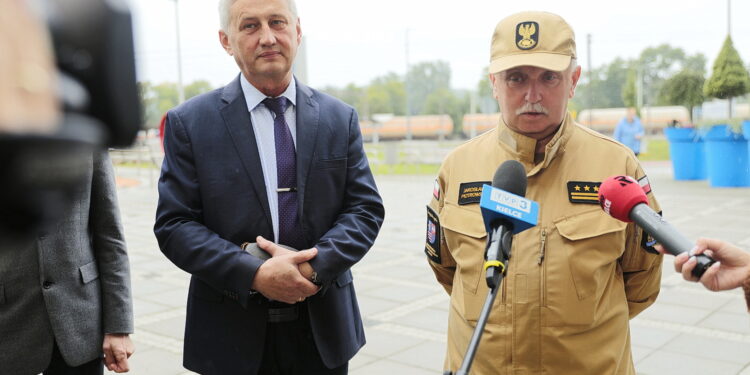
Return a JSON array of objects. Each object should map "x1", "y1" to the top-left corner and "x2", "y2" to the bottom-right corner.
[{"x1": 43, "y1": 281, "x2": 53, "y2": 289}]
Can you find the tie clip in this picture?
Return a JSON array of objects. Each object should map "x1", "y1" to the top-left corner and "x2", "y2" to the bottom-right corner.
[{"x1": 276, "y1": 187, "x2": 297, "y2": 192}]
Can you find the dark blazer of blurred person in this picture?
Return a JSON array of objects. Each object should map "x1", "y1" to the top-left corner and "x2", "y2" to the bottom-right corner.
[
  {"x1": 0, "y1": 151, "x2": 134, "y2": 375},
  {"x1": 153, "y1": 0, "x2": 384, "y2": 374}
]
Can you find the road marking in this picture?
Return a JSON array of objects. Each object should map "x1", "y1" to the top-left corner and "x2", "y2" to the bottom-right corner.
[
  {"x1": 367, "y1": 294, "x2": 447, "y2": 322},
  {"x1": 632, "y1": 318, "x2": 750, "y2": 343}
]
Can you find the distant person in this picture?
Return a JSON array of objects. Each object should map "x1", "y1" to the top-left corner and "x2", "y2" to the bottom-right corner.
[
  {"x1": 614, "y1": 107, "x2": 645, "y2": 156},
  {"x1": 657, "y1": 238, "x2": 750, "y2": 311},
  {"x1": 153, "y1": 0, "x2": 385, "y2": 374},
  {"x1": 0, "y1": 151, "x2": 135, "y2": 374}
]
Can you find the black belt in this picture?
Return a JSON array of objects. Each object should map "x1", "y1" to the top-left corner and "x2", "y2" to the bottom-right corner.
[{"x1": 267, "y1": 305, "x2": 299, "y2": 323}]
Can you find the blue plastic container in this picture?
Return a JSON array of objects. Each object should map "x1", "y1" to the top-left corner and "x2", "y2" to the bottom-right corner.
[
  {"x1": 703, "y1": 124, "x2": 750, "y2": 187},
  {"x1": 664, "y1": 127, "x2": 706, "y2": 180}
]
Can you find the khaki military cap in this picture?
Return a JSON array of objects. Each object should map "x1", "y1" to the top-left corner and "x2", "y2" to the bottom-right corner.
[{"x1": 489, "y1": 11, "x2": 576, "y2": 73}]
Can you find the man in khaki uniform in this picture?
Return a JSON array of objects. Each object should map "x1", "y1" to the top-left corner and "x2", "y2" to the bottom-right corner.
[{"x1": 425, "y1": 11, "x2": 663, "y2": 375}]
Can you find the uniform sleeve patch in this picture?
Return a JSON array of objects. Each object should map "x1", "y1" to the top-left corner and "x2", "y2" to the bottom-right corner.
[
  {"x1": 433, "y1": 179, "x2": 440, "y2": 200},
  {"x1": 458, "y1": 181, "x2": 489, "y2": 205},
  {"x1": 638, "y1": 175, "x2": 652, "y2": 195},
  {"x1": 567, "y1": 181, "x2": 602, "y2": 204},
  {"x1": 425, "y1": 205, "x2": 442, "y2": 264}
]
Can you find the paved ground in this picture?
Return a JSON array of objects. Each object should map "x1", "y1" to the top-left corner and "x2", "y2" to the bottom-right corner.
[{"x1": 114, "y1": 158, "x2": 750, "y2": 375}]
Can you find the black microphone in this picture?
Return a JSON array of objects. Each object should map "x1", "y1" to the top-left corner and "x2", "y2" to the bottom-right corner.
[
  {"x1": 598, "y1": 175, "x2": 715, "y2": 278},
  {"x1": 483, "y1": 160, "x2": 528, "y2": 288}
]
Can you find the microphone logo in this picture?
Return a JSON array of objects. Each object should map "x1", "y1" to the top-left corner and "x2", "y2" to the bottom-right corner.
[
  {"x1": 602, "y1": 198, "x2": 612, "y2": 215},
  {"x1": 490, "y1": 189, "x2": 532, "y2": 213}
]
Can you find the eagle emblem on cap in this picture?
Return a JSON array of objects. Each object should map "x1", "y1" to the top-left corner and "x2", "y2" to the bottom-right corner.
[{"x1": 516, "y1": 22, "x2": 538, "y2": 50}]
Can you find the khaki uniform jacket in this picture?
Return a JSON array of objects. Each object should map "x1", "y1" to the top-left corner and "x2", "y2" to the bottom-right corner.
[{"x1": 426, "y1": 113, "x2": 662, "y2": 375}]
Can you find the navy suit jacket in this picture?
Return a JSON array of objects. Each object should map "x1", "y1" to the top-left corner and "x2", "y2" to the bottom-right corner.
[{"x1": 154, "y1": 76, "x2": 384, "y2": 375}]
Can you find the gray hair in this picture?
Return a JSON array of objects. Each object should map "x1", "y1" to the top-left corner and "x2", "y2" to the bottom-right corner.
[{"x1": 219, "y1": 0, "x2": 298, "y2": 32}]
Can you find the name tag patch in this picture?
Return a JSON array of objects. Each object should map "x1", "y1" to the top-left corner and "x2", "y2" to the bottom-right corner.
[
  {"x1": 567, "y1": 181, "x2": 601, "y2": 204},
  {"x1": 458, "y1": 181, "x2": 490, "y2": 205}
]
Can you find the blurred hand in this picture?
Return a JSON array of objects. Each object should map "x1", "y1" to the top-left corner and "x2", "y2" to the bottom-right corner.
[
  {"x1": 657, "y1": 238, "x2": 750, "y2": 291},
  {"x1": 102, "y1": 333, "x2": 134, "y2": 373},
  {"x1": 253, "y1": 236, "x2": 319, "y2": 303}
]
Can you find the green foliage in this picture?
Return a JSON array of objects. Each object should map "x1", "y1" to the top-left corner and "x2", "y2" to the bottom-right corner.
[
  {"x1": 572, "y1": 45, "x2": 705, "y2": 111},
  {"x1": 622, "y1": 68, "x2": 637, "y2": 108},
  {"x1": 659, "y1": 69, "x2": 704, "y2": 120},
  {"x1": 366, "y1": 73, "x2": 406, "y2": 116},
  {"x1": 406, "y1": 61, "x2": 451, "y2": 115},
  {"x1": 638, "y1": 138, "x2": 669, "y2": 161},
  {"x1": 423, "y1": 88, "x2": 469, "y2": 133},
  {"x1": 138, "y1": 80, "x2": 214, "y2": 129},
  {"x1": 477, "y1": 67, "x2": 498, "y2": 113},
  {"x1": 185, "y1": 80, "x2": 213, "y2": 100},
  {"x1": 704, "y1": 36, "x2": 750, "y2": 100}
]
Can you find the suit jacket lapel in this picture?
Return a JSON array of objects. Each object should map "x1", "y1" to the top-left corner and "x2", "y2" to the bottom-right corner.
[
  {"x1": 295, "y1": 82, "x2": 320, "y2": 218},
  {"x1": 219, "y1": 76, "x2": 273, "y2": 229}
]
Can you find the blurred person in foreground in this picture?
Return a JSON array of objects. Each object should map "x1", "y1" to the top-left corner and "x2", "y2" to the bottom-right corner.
[
  {"x1": 425, "y1": 11, "x2": 663, "y2": 374},
  {"x1": 0, "y1": 2, "x2": 134, "y2": 374},
  {"x1": 153, "y1": 0, "x2": 384, "y2": 374},
  {"x1": 658, "y1": 238, "x2": 750, "y2": 311},
  {"x1": 614, "y1": 107, "x2": 644, "y2": 156}
]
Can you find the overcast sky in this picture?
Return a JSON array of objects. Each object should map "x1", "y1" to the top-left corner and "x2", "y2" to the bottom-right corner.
[{"x1": 130, "y1": 0, "x2": 750, "y2": 91}]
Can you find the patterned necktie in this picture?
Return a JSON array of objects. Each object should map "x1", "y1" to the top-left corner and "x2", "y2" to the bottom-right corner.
[{"x1": 263, "y1": 97, "x2": 304, "y2": 249}]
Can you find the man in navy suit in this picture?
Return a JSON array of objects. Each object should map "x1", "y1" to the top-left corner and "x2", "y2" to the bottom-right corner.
[{"x1": 153, "y1": 0, "x2": 384, "y2": 374}]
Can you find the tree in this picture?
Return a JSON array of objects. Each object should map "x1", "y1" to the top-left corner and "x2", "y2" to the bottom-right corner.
[
  {"x1": 476, "y1": 67, "x2": 498, "y2": 113},
  {"x1": 704, "y1": 35, "x2": 750, "y2": 118},
  {"x1": 322, "y1": 83, "x2": 365, "y2": 115},
  {"x1": 622, "y1": 68, "x2": 637, "y2": 108},
  {"x1": 365, "y1": 73, "x2": 406, "y2": 116},
  {"x1": 660, "y1": 69, "x2": 704, "y2": 122},
  {"x1": 185, "y1": 80, "x2": 213, "y2": 100},
  {"x1": 636, "y1": 45, "x2": 706, "y2": 106},
  {"x1": 406, "y1": 61, "x2": 451, "y2": 115},
  {"x1": 423, "y1": 88, "x2": 467, "y2": 134}
]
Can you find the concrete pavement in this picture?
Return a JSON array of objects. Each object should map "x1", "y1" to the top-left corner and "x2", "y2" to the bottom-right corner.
[{"x1": 114, "y1": 158, "x2": 750, "y2": 375}]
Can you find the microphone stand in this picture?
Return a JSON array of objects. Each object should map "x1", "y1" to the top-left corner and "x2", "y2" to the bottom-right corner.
[{"x1": 444, "y1": 226, "x2": 512, "y2": 375}]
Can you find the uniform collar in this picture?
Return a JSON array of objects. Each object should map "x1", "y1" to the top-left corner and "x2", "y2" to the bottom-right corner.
[{"x1": 496, "y1": 112, "x2": 574, "y2": 175}]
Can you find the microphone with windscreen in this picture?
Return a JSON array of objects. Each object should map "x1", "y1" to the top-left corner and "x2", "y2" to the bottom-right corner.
[
  {"x1": 479, "y1": 160, "x2": 539, "y2": 288},
  {"x1": 598, "y1": 175, "x2": 715, "y2": 278}
]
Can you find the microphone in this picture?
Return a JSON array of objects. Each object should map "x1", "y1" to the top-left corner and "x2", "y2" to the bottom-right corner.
[
  {"x1": 479, "y1": 160, "x2": 539, "y2": 288},
  {"x1": 598, "y1": 175, "x2": 715, "y2": 278}
]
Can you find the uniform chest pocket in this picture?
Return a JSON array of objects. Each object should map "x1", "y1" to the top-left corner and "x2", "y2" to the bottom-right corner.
[{"x1": 544, "y1": 209, "x2": 627, "y2": 326}]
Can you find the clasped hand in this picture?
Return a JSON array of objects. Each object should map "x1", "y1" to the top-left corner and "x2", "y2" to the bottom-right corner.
[{"x1": 251, "y1": 236, "x2": 320, "y2": 304}]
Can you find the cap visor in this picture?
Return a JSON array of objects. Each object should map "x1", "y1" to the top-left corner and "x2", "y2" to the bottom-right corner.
[{"x1": 490, "y1": 53, "x2": 572, "y2": 73}]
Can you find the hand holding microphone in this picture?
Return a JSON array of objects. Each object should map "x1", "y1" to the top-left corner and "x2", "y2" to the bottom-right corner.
[{"x1": 598, "y1": 175, "x2": 716, "y2": 278}]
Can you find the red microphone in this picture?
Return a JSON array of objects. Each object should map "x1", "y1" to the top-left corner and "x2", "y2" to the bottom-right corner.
[{"x1": 598, "y1": 175, "x2": 715, "y2": 278}]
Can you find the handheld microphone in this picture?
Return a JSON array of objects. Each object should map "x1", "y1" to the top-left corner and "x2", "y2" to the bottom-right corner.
[
  {"x1": 479, "y1": 160, "x2": 539, "y2": 288},
  {"x1": 598, "y1": 175, "x2": 715, "y2": 278}
]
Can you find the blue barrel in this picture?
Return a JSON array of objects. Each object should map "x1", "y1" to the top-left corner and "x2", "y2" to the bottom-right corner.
[
  {"x1": 664, "y1": 127, "x2": 706, "y2": 180},
  {"x1": 703, "y1": 124, "x2": 750, "y2": 187}
]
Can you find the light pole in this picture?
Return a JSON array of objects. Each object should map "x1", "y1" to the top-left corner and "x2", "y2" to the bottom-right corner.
[
  {"x1": 405, "y1": 28, "x2": 412, "y2": 141},
  {"x1": 172, "y1": 0, "x2": 185, "y2": 103}
]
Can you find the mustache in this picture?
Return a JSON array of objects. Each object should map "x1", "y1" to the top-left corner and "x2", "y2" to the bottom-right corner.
[{"x1": 516, "y1": 103, "x2": 549, "y2": 115}]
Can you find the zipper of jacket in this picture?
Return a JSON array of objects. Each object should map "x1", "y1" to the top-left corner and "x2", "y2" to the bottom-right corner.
[
  {"x1": 538, "y1": 228, "x2": 547, "y2": 306},
  {"x1": 537, "y1": 228, "x2": 547, "y2": 265}
]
